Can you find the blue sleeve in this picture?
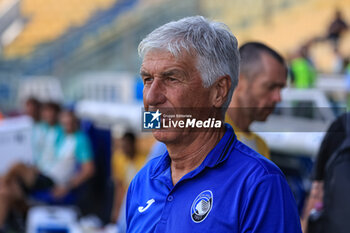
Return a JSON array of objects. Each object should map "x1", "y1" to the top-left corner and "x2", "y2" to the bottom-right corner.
[
  {"x1": 75, "y1": 132, "x2": 93, "y2": 163},
  {"x1": 240, "y1": 174, "x2": 302, "y2": 233}
]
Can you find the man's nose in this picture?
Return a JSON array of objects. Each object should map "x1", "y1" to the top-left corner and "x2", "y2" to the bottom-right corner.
[
  {"x1": 272, "y1": 88, "x2": 282, "y2": 103},
  {"x1": 144, "y1": 79, "x2": 166, "y2": 108}
]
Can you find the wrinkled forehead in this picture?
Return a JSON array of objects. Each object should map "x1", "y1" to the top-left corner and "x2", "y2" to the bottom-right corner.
[
  {"x1": 141, "y1": 48, "x2": 199, "y2": 73},
  {"x1": 142, "y1": 47, "x2": 197, "y2": 62}
]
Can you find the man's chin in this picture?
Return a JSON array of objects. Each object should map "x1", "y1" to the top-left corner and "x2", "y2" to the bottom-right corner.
[
  {"x1": 152, "y1": 129, "x2": 178, "y2": 143},
  {"x1": 152, "y1": 127, "x2": 194, "y2": 144},
  {"x1": 255, "y1": 109, "x2": 273, "y2": 121}
]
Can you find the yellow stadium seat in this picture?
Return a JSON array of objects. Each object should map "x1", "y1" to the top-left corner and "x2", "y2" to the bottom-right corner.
[{"x1": 4, "y1": 0, "x2": 116, "y2": 58}]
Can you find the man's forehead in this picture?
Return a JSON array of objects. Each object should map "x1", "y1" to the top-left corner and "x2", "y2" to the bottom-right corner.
[
  {"x1": 252, "y1": 62, "x2": 287, "y2": 87},
  {"x1": 141, "y1": 50, "x2": 196, "y2": 72},
  {"x1": 143, "y1": 49, "x2": 174, "y2": 59},
  {"x1": 143, "y1": 48, "x2": 197, "y2": 62}
]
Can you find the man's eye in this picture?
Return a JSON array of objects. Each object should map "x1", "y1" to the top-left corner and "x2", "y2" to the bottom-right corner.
[
  {"x1": 267, "y1": 84, "x2": 275, "y2": 91},
  {"x1": 143, "y1": 77, "x2": 153, "y2": 84},
  {"x1": 167, "y1": 77, "x2": 177, "y2": 82}
]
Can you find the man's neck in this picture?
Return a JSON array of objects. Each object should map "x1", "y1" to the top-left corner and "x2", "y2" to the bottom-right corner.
[
  {"x1": 166, "y1": 127, "x2": 225, "y2": 185},
  {"x1": 126, "y1": 149, "x2": 136, "y2": 160},
  {"x1": 227, "y1": 98, "x2": 253, "y2": 132},
  {"x1": 228, "y1": 110, "x2": 252, "y2": 132}
]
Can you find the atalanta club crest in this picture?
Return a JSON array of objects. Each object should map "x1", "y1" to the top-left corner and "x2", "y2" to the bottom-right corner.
[{"x1": 191, "y1": 190, "x2": 213, "y2": 223}]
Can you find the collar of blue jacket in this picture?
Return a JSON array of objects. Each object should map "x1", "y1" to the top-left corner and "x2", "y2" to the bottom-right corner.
[{"x1": 126, "y1": 123, "x2": 302, "y2": 233}]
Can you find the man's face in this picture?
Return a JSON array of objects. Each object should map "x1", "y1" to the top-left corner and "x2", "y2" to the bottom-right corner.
[
  {"x1": 60, "y1": 112, "x2": 75, "y2": 133},
  {"x1": 236, "y1": 53, "x2": 286, "y2": 121},
  {"x1": 25, "y1": 101, "x2": 37, "y2": 119},
  {"x1": 121, "y1": 138, "x2": 134, "y2": 157},
  {"x1": 42, "y1": 106, "x2": 58, "y2": 126},
  {"x1": 141, "y1": 50, "x2": 215, "y2": 144}
]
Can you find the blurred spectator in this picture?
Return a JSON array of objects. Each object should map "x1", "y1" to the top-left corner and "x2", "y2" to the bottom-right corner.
[
  {"x1": 327, "y1": 10, "x2": 348, "y2": 50},
  {"x1": 226, "y1": 42, "x2": 287, "y2": 159},
  {"x1": 301, "y1": 113, "x2": 347, "y2": 232},
  {"x1": 0, "y1": 109, "x2": 94, "y2": 231},
  {"x1": 25, "y1": 98, "x2": 44, "y2": 161},
  {"x1": 111, "y1": 132, "x2": 147, "y2": 222},
  {"x1": 290, "y1": 43, "x2": 317, "y2": 89},
  {"x1": 25, "y1": 97, "x2": 41, "y2": 123},
  {"x1": 45, "y1": 110, "x2": 94, "y2": 200},
  {"x1": 35, "y1": 102, "x2": 63, "y2": 166}
]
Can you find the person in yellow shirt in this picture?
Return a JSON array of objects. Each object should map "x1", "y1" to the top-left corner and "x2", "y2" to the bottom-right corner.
[
  {"x1": 111, "y1": 132, "x2": 147, "y2": 222},
  {"x1": 225, "y1": 117, "x2": 270, "y2": 159},
  {"x1": 226, "y1": 42, "x2": 287, "y2": 159}
]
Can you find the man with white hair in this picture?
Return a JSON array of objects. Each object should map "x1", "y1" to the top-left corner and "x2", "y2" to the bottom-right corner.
[{"x1": 126, "y1": 16, "x2": 301, "y2": 233}]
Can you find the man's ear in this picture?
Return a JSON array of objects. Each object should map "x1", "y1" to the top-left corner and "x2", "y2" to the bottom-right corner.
[{"x1": 212, "y1": 75, "x2": 231, "y2": 108}]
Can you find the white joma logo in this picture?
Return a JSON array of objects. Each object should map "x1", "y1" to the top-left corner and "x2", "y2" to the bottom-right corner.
[{"x1": 138, "y1": 199, "x2": 155, "y2": 213}]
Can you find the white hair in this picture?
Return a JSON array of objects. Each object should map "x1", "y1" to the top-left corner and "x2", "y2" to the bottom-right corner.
[{"x1": 138, "y1": 16, "x2": 240, "y2": 110}]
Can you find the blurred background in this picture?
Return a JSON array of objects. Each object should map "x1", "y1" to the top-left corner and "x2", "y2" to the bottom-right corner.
[{"x1": 0, "y1": 0, "x2": 349, "y2": 232}]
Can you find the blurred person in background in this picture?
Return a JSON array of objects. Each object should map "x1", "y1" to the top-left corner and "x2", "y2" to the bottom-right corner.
[
  {"x1": 327, "y1": 10, "x2": 348, "y2": 50},
  {"x1": 0, "y1": 109, "x2": 94, "y2": 231},
  {"x1": 313, "y1": 9, "x2": 348, "y2": 50},
  {"x1": 301, "y1": 113, "x2": 348, "y2": 232},
  {"x1": 45, "y1": 109, "x2": 94, "y2": 201},
  {"x1": 226, "y1": 42, "x2": 287, "y2": 159},
  {"x1": 25, "y1": 97, "x2": 41, "y2": 123},
  {"x1": 290, "y1": 43, "x2": 316, "y2": 89},
  {"x1": 35, "y1": 102, "x2": 63, "y2": 166},
  {"x1": 111, "y1": 131, "x2": 147, "y2": 222},
  {"x1": 24, "y1": 97, "x2": 44, "y2": 161}
]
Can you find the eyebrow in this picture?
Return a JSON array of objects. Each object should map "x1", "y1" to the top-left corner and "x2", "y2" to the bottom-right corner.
[
  {"x1": 140, "y1": 70, "x2": 151, "y2": 77},
  {"x1": 270, "y1": 82, "x2": 286, "y2": 88},
  {"x1": 161, "y1": 70, "x2": 178, "y2": 77},
  {"x1": 162, "y1": 69, "x2": 187, "y2": 78},
  {"x1": 140, "y1": 69, "x2": 183, "y2": 78}
]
